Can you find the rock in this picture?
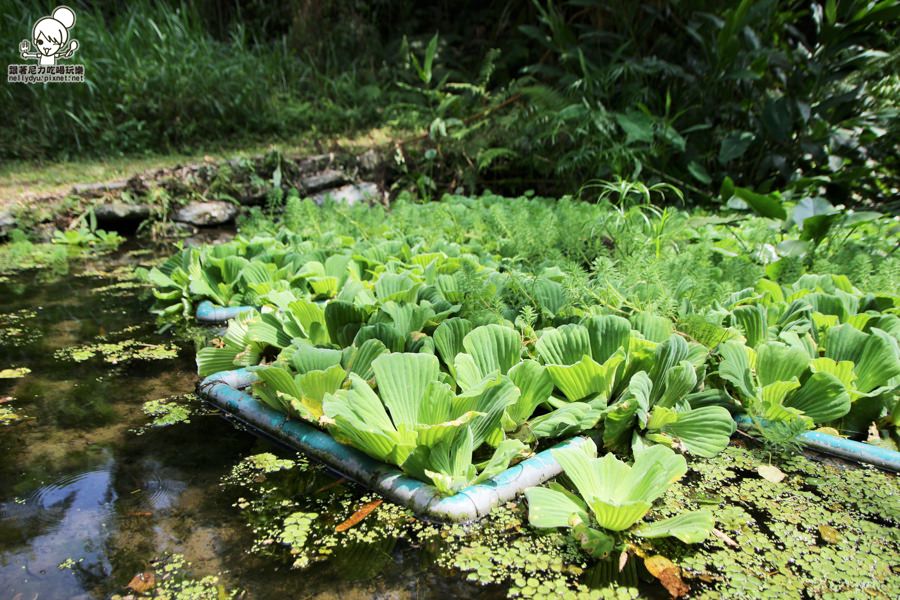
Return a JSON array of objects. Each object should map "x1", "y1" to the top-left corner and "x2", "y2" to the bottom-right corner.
[
  {"x1": 93, "y1": 202, "x2": 151, "y2": 227},
  {"x1": 300, "y1": 169, "x2": 347, "y2": 193},
  {"x1": 313, "y1": 182, "x2": 380, "y2": 206},
  {"x1": 357, "y1": 149, "x2": 383, "y2": 174},
  {"x1": 296, "y1": 154, "x2": 334, "y2": 174},
  {"x1": 172, "y1": 200, "x2": 238, "y2": 226},
  {"x1": 71, "y1": 180, "x2": 127, "y2": 198},
  {"x1": 0, "y1": 209, "x2": 15, "y2": 237}
]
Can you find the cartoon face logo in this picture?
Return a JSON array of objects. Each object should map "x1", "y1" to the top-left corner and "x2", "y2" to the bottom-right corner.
[{"x1": 19, "y1": 6, "x2": 79, "y2": 66}]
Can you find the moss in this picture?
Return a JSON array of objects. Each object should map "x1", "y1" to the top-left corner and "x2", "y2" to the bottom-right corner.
[{"x1": 54, "y1": 339, "x2": 179, "y2": 364}]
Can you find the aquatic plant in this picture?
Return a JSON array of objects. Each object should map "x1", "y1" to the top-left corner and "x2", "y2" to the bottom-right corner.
[
  {"x1": 323, "y1": 352, "x2": 527, "y2": 495},
  {"x1": 525, "y1": 440, "x2": 713, "y2": 559}
]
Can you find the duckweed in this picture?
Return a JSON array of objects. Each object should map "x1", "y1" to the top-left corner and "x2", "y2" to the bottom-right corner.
[
  {"x1": 219, "y1": 441, "x2": 899, "y2": 598},
  {"x1": 55, "y1": 339, "x2": 179, "y2": 363},
  {"x1": 140, "y1": 394, "x2": 199, "y2": 429}
]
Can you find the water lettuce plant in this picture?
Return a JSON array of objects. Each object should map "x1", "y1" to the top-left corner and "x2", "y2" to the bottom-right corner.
[
  {"x1": 525, "y1": 439, "x2": 713, "y2": 558},
  {"x1": 717, "y1": 339, "x2": 852, "y2": 431},
  {"x1": 321, "y1": 352, "x2": 526, "y2": 495}
]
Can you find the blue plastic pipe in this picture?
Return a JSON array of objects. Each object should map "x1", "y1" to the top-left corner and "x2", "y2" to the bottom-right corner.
[
  {"x1": 195, "y1": 300, "x2": 256, "y2": 323},
  {"x1": 734, "y1": 415, "x2": 900, "y2": 472},
  {"x1": 199, "y1": 368, "x2": 592, "y2": 522}
]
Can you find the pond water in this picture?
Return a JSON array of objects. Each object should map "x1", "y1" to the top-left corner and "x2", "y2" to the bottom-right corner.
[{"x1": 0, "y1": 246, "x2": 493, "y2": 599}]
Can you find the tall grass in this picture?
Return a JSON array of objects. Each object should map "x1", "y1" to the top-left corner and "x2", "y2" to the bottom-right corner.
[{"x1": 0, "y1": 1, "x2": 386, "y2": 159}]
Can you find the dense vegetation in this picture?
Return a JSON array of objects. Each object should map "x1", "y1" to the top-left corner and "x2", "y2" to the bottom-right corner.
[
  {"x1": 3, "y1": 0, "x2": 898, "y2": 207},
  {"x1": 147, "y1": 193, "x2": 899, "y2": 486}
]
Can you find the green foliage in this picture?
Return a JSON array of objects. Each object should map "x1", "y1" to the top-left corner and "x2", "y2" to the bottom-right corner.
[
  {"x1": 0, "y1": 0, "x2": 386, "y2": 159},
  {"x1": 525, "y1": 440, "x2": 713, "y2": 557}
]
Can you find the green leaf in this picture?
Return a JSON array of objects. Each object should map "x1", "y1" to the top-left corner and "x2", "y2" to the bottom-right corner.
[
  {"x1": 614, "y1": 111, "x2": 655, "y2": 144},
  {"x1": 507, "y1": 359, "x2": 554, "y2": 424},
  {"x1": 434, "y1": 318, "x2": 473, "y2": 374},
  {"x1": 659, "y1": 406, "x2": 735, "y2": 457},
  {"x1": 463, "y1": 324, "x2": 522, "y2": 377},
  {"x1": 325, "y1": 301, "x2": 368, "y2": 348},
  {"x1": 546, "y1": 354, "x2": 623, "y2": 402},
  {"x1": 718, "y1": 131, "x2": 755, "y2": 164},
  {"x1": 761, "y1": 97, "x2": 792, "y2": 143},
  {"x1": 733, "y1": 187, "x2": 786, "y2": 220},
  {"x1": 687, "y1": 161, "x2": 712, "y2": 185},
  {"x1": 630, "y1": 313, "x2": 673, "y2": 343},
  {"x1": 633, "y1": 509, "x2": 714, "y2": 543},
  {"x1": 525, "y1": 487, "x2": 589, "y2": 529},
  {"x1": 602, "y1": 396, "x2": 641, "y2": 453},
  {"x1": 345, "y1": 338, "x2": 389, "y2": 380},
  {"x1": 536, "y1": 324, "x2": 591, "y2": 366},
  {"x1": 290, "y1": 342, "x2": 342, "y2": 374},
  {"x1": 529, "y1": 402, "x2": 604, "y2": 439},
  {"x1": 297, "y1": 364, "x2": 347, "y2": 405},
  {"x1": 196, "y1": 346, "x2": 239, "y2": 376},
  {"x1": 854, "y1": 329, "x2": 900, "y2": 394},
  {"x1": 732, "y1": 304, "x2": 768, "y2": 348},
  {"x1": 584, "y1": 315, "x2": 632, "y2": 364},
  {"x1": 372, "y1": 352, "x2": 440, "y2": 428},
  {"x1": 757, "y1": 342, "x2": 808, "y2": 387},
  {"x1": 784, "y1": 372, "x2": 850, "y2": 423},
  {"x1": 656, "y1": 362, "x2": 698, "y2": 408},
  {"x1": 571, "y1": 524, "x2": 617, "y2": 558}
]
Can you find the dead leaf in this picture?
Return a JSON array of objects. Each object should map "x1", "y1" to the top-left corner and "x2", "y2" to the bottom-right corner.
[
  {"x1": 757, "y1": 464, "x2": 785, "y2": 483},
  {"x1": 866, "y1": 422, "x2": 880, "y2": 444},
  {"x1": 127, "y1": 571, "x2": 155, "y2": 593},
  {"x1": 335, "y1": 499, "x2": 382, "y2": 532},
  {"x1": 125, "y1": 511, "x2": 153, "y2": 517},
  {"x1": 618, "y1": 550, "x2": 628, "y2": 572},
  {"x1": 644, "y1": 555, "x2": 690, "y2": 598},
  {"x1": 818, "y1": 524, "x2": 841, "y2": 544},
  {"x1": 0, "y1": 396, "x2": 13, "y2": 404},
  {"x1": 711, "y1": 528, "x2": 739, "y2": 548},
  {"x1": 313, "y1": 477, "x2": 347, "y2": 495}
]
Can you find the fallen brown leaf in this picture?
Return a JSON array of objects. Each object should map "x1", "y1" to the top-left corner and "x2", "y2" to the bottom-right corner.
[
  {"x1": 644, "y1": 555, "x2": 690, "y2": 598},
  {"x1": 127, "y1": 571, "x2": 155, "y2": 593},
  {"x1": 313, "y1": 477, "x2": 348, "y2": 495},
  {"x1": 335, "y1": 498, "x2": 382, "y2": 532}
]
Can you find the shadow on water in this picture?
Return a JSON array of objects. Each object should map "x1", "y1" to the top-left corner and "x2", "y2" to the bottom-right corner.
[{"x1": 0, "y1": 246, "x2": 493, "y2": 599}]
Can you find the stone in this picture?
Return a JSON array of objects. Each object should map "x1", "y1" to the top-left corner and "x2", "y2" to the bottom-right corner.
[
  {"x1": 93, "y1": 202, "x2": 151, "y2": 226},
  {"x1": 172, "y1": 200, "x2": 238, "y2": 226},
  {"x1": 312, "y1": 182, "x2": 380, "y2": 206},
  {"x1": 71, "y1": 180, "x2": 127, "y2": 197},
  {"x1": 300, "y1": 169, "x2": 347, "y2": 193},
  {"x1": 296, "y1": 154, "x2": 334, "y2": 174},
  {"x1": 357, "y1": 149, "x2": 383, "y2": 173},
  {"x1": 0, "y1": 209, "x2": 15, "y2": 237}
]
